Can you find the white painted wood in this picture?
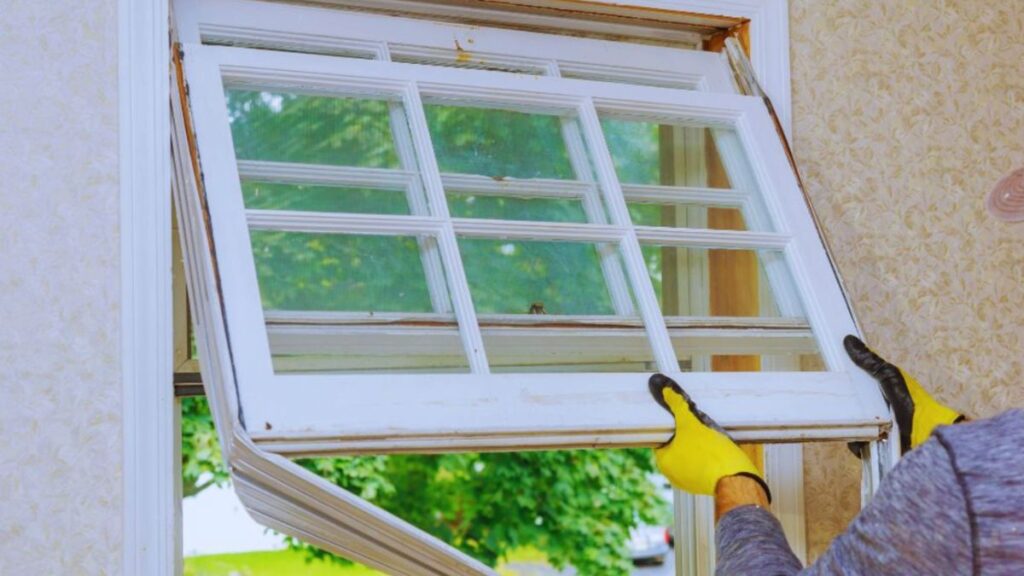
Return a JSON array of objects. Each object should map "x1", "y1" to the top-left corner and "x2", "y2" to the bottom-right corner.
[
  {"x1": 623, "y1": 183, "x2": 748, "y2": 207},
  {"x1": 312, "y1": 0, "x2": 725, "y2": 43},
  {"x1": 239, "y1": 158, "x2": 750, "y2": 206},
  {"x1": 385, "y1": 99, "x2": 453, "y2": 315},
  {"x1": 244, "y1": 209, "x2": 792, "y2": 249},
  {"x1": 246, "y1": 210, "x2": 444, "y2": 235},
  {"x1": 446, "y1": 173, "x2": 592, "y2": 198},
  {"x1": 237, "y1": 160, "x2": 416, "y2": 190},
  {"x1": 173, "y1": 64, "x2": 495, "y2": 574},
  {"x1": 240, "y1": 369, "x2": 881, "y2": 449},
  {"x1": 261, "y1": 315, "x2": 819, "y2": 368},
  {"x1": 263, "y1": 309, "x2": 811, "y2": 328},
  {"x1": 187, "y1": 0, "x2": 731, "y2": 87},
  {"x1": 635, "y1": 225, "x2": 789, "y2": 249},
  {"x1": 164, "y1": 3, "x2": 802, "y2": 576},
  {"x1": 765, "y1": 444, "x2": 807, "y2": 563},
  {"x1": 577, "y1": 98, "x2": 681, "y2": 372},
  {"x1": 553, "y1": 80, "x2": 635, "y2": 315},
  {"x1": 184, "y1": 39, "x2": 889, "y2": 446},
  {"x1": 121, "y1": 0, "x2": 174, "y2": 574},
  {"x1": 403, "y1": 83, "x2": 491, "y2": 373},
  {"x1": 210, "y1": 44, "x2": 751, "y2": 116}
]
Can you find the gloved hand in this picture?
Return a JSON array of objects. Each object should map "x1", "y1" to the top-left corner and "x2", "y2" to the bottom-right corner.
[
  {"x1": 648, "y1": 373, "x2": 770, "y2": 501},
  {"x1": 845, "y1": 335, "x2": 965, "y2": 453}
]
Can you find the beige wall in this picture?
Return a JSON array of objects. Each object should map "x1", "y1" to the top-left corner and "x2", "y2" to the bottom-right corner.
[
  {"x1": 2, "y1": 0, "x2": 1022, "y2": 571},
  {"x1": 790, "y1": 0, "x2": 1024, "y2": 559},
  {"x1": 0, "y1": 0, "x2": 123, "y2": 574}
]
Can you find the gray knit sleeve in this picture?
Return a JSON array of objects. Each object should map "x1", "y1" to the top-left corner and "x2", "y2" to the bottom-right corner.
[
  {"x1": 716, "y1": 505, "x2": 802, "y2": 575},
  {"x1": 716, "y1": 437, "x2": 972, "y2": 575}
]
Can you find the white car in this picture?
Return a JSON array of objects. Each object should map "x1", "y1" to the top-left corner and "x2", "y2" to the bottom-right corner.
[
  {"x1": 627, "y1": 524, "x2": 674, "y2": 565},
  {"x1": 628, "y1": 474, "x2": 675, "y2": 565}
]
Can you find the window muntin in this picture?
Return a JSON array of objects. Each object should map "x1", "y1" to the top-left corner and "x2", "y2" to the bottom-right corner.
[
  {"x1": 182, "y1": 42, "x2": 887, "y2": 449},
  {"x1": 173, "y1": 4, "x2": 894, "y2": 574}
]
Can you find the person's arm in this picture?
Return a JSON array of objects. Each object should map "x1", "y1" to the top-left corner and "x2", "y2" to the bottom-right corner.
[
  {"x1": 799, "y1": 437, "x2": 972, "y2": 575},
  {"x1": 713, "y1": 437, "x2": 973, "y2": 576},
  {"x1": 714, "y1": 475, "x2": 769, "y2": 521},
  {"x1": 647, "y1": 373, "x2": 804, "y2": 574},
  {"x1": 713, "y1": 337, "x2": 972, "y2": 575},
  {"x1": 715, "y1": 476, "x2": 803, "y2": 576}
]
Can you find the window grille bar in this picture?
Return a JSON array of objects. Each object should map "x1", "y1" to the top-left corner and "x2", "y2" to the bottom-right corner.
[
  {"x1": 236, "y1": 160, "x2": 416, "y2": 190},
  {"x1": 386, "y1": 102, "x2": 454, "y2": 314},
  {"x1": 403, "y1": 83, "x2": 490, "y2": 373},
  {"x1": 442, "y1": 173, "x2": 591, "y2": 199},
  {"x1": 575, "y1": 97, "x2": 680, "y2": 372},
  {"x1": 238, "y1": 159, "x2": 752, "y2": 208},
  {"x1": 244, "y1": 210, "x2": 791, "y2": 249},
  {"x1": 558, "y1": 111, "x2": 636, "y2": 315},
  {"x1": 246, "y1": 210, "x2": 443, "y2": 235},
  {"x1": 621, "y1": 183, "x2": 747, "y2": 207},
  {"x1": 634, "y1": 225, "x2": 789, "y2": 249},
  {"x1": 711, "y1": 128, "x2": 804, "y2": 318}
]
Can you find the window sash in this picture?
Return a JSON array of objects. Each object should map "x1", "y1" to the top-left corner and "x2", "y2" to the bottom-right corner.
[
  {"x1": 182, "y1": 42, "x2": 888, "y2": 453},
  {"x1": 178, "y1": 0, "x2": 728, "y2": 89}
]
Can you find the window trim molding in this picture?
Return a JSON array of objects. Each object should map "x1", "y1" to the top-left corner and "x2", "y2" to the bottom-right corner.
[
  {"x1": 126, "y1": 1, "x2": 796, "y2": 574},
  {"x1": 120, "y1": 0, "x2": 175, "y2": 575}
]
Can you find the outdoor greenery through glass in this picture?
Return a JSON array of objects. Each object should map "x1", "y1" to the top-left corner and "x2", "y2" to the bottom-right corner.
[{"x1": 200, "y1": 83, "x2": 808, "y2": 572}]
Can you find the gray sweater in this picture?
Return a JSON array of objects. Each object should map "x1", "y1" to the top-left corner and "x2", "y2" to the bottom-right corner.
[{"x1": 717, "y1": 410, "x2": 1024, "y2": 575}]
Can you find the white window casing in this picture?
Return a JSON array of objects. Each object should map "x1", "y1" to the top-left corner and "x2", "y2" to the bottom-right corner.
[{"x1": 171, "y1": 1, "x2": 894, "y2": 573}]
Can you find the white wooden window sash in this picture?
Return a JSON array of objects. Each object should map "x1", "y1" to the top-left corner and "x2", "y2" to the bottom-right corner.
[
  {"x1": 183, "y1": 43, "x2": 888, "y2": 455},
  {"x1": 172, "y1": 4, "x2": 895, "y2": 573},
  {"x1": 175, "y1": 0, "x2": 725, "y2": 88}
]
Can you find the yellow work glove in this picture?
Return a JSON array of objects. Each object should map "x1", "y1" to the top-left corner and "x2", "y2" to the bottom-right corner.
[
  {"x1": 648, "y1": 373, "x2": 770, "y2": 501},
  {"x1": 844, "y1": 335, "x2": 965, "y2": 453}
]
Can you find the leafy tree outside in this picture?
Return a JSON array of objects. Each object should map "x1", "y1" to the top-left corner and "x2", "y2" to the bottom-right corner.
[{"x1": 182, "y1": 90, "x2": 677, "y2": 575}]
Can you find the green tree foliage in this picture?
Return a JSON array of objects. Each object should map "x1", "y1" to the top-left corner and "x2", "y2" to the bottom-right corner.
[
  {"x1": 183, "y1": 398, "x2": 663, "y2": 573},
  {"x1": 290, "y1": 451, "x2": 665, "y2": 574},
  {"x1": 180, "y1": 396, "x2": 231, "y2": 498},
  {"x1": 181, "y1": 90, "x2": 673, "y2": 574}
]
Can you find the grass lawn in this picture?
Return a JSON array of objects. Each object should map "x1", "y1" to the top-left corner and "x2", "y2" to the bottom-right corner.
[
  {"x1": 184, "y1": 548, "x2": 550, "y2": 575},
  {"x1": 185, "y1": 550, "x2": 384, "y2": 575}
]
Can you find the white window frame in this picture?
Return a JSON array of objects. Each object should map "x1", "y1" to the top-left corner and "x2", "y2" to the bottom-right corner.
[
  {"x1": 123, "y1": 1, "x2": 885, "y2": 575},
  {"x1": 181, "y1": 34, "x2": 888, "y2": 451}
]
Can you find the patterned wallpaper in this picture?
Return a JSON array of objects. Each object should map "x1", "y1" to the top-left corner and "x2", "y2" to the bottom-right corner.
[
  {"x1": 0, "y1": 0, "x2": 122, "y2": 573},
  {"x1": 789, "y1": 0, "x2": 1024, "y2": 560}
]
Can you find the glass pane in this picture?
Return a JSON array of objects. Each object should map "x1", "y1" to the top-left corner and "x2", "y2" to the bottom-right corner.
[
  {"x1": 266, "y1": 321, "x2": 469, "y2": 374},
  {"x1": 227, "y1": 89, "x2": 399, "y2": 168},
  {"x1": 641, "y1": 244, "x2": 820, "y2": 370},
  {"x1": 460, "y1": 238, "x2": 620, "y2": 316},
  {"x1": 481, "y1": 324, "x2": 656, "y2": 373},
  {"x1": 242, "y1": 182, "x2": 411, "y2": 215},
  {"x1": 601, "y1": 115, "x2": 774, "y2": 232},
  {"x1": 628, "y1": 202, "x2": 749, "y2": 230},
  {"x1": 448, "y1": 194, "x2": 587, "y2": 223},
  {"x1": 251, "y1": 232, "x2": 436, "y2": 313},
  {"x1": 426, "y1": 104, "x2": 574, "y2": 179},
  {"x1": 600, "y1": 118, "x2": 731, "y2": 187},
  {"x1": 250, "y1": 231, "x2": 468, "y2": 373},
  {"x1": 460, "y1": 238, "x2": 652, "y2": 373},
  {"x1": 641, "y1": 245, "x2": 801, "y2": 318}
]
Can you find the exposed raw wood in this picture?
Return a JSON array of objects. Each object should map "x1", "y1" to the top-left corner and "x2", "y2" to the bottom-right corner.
[{"x1": 309, "y1": 0, "x2": 728, "y2": 43}]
